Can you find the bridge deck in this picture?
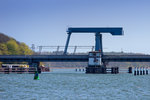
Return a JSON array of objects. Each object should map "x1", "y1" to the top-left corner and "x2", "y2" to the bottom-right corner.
[
  {"x1": 103, "y1": 55, "x2": 150, "y2": 62},
  {"x1": 1, "y1": 55, "x2": 150, "y2": 62},
  {"x1": 0, "y1": 55, "x2": 88, "y2": 62}
]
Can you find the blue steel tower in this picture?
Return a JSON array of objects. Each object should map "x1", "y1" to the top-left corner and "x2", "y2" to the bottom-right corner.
[{"x1": 64, "y1": 27, "x2": 123, "y2": 54}]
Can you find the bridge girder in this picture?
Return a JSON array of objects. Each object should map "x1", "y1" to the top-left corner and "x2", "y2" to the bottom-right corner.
[{"x1": 1, "y1": 55, "x2": 150, "y2": 63}]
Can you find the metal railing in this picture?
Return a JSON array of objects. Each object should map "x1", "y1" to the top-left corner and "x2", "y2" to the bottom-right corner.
[{"x1": 31, "y1": 45, "x2": 95, "y2": 55}]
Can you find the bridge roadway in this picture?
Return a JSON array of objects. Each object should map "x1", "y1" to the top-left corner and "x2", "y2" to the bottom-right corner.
[{"x1": 1, "y1": 55, "x2": 150, "y2": 62}]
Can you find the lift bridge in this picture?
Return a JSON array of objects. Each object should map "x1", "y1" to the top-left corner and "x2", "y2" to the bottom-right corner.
[{"x1": 1, "y1": 27, "x2": 150, "y2": 74}]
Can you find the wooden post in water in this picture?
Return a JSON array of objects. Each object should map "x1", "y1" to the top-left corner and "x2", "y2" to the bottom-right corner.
[
  {"x1": 140, "y1": 67, "x2": 142, "y2": 75},
  {"x1": 143, "y1": 67, "x2": 145, "y2": 75},
  {"x1": 128, "y1": 67, "x2": 132, "y2": 73},
  {"x1": 114, "y1": 67, "x2": 117, "y2": 74},
  {"x1": 116, "y1": 67, "x2": 119, "y2": 73},
  {"x1": 146, "y1": 67, "x2": 148, "y2": 75},
  {"x1": 137, "y1": 67, "x2": 139, "y2": 75},
  {"x1": 111, "y1": 67, "x2": 114, "y2": 74},
  {"x1": 114, "y1": 67, "x2": 116, "y2": 74},
  {"x1": 111, "y1": 67, "x2": 118, "y2": 74},
  {"x1": 134, "y1": 67, "x2": 136, "y2": 76}
]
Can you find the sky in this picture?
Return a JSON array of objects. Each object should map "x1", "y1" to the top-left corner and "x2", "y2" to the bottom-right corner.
[{"x1": 0, "y1": 0, "x2": 150, "y2": 54}]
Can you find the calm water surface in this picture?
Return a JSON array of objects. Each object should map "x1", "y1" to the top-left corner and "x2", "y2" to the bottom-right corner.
[{"x1": 0, "y1": 69, "x2": 150, "y2": 100}]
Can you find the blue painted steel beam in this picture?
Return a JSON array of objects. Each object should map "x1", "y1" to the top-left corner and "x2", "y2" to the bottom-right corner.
[
  {"x1": 64, "y1": 27, "x2": 123, "y2": 54},
  {"x1": 67, "y1": 27, "x2": 123, "y2": 35},
  {"x1": 64, "y1": 33, "x2": 71, "y2": 54},
  {"x1": 1, "y1": 55, "x2": 150, "y2": 63},
  {"x1": 95, "y1": 33, "x2": 103, "y2": 52},
  {"x1": 0, "y1": 55, "x2": 88, "y2": 62}
]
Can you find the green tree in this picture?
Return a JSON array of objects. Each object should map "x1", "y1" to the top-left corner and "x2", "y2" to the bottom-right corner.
[
  {"x1": 6, "y1": 40, "x2": 20, "y2": 55},
  {"x1": 0, "y1": 33, "x2": 33, "y2": 55},
  {"x1": 0, "y1": 50, "x2": 2, "y2": 55},
  {"x1": 20, "y1": 43, "x2": 33, "y2": 55},
  {"x1": 0, "y1": 62, "x2": 2, "y2": 67},
  {"x1": 0, "y1": 43, "x2": 9, "y2": 55}
]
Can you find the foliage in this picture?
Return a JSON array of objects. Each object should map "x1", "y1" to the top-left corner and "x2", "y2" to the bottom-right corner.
[
  {"x1": 0, "y1": 43, "x2": 9, "y2": 55},
  {"x1": 20, "y1": 43, "x2": 33, "y2": 55},
  {"x1": 6, "y1": 40, "x2": 20, "y2": 55},
  {"x1": 0, "y1": 62, "x2": 2, "y2": 67},
  {"x1": 0, "y1": 33, "x2": 33, "y2": 55}
]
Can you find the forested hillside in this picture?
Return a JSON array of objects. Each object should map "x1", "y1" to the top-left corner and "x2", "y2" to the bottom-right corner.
[{"x1": 0, "y1": 33, "x2": 33, "y2": 55}]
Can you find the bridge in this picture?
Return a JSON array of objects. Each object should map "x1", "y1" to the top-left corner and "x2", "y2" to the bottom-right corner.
[
  {"x1": 0, "y1": 27, "x2": 150, "y2": 74},
  {"x1": 1, "y1": 55, "x2": 150, "y2": 62}
]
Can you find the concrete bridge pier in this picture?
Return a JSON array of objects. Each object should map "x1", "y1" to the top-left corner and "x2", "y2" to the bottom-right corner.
[{"x1": 86, "y1": 51, "x2": 106, "y2": 74}]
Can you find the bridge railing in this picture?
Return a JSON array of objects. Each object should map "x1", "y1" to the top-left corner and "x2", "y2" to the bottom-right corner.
[{"x1": 31, "y1": 46, "x2": 95, "y2": 55}]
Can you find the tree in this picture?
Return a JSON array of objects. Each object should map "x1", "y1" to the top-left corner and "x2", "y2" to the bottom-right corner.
[
  {"x1": 6, "y1": 40, "x2": 20, "y2": 55},
  {"x1": 0, "y1": 33, "x2": 33, "y2": 55},
  {"x1": 0, "y1": 43, "x2": 9, "y2": 55},
  {"x1": 20, "y1": 43, "x2": 33, "y2": 55},
  {"x1": 0, "y1": 50, "x2": 2, "y2": 55}
]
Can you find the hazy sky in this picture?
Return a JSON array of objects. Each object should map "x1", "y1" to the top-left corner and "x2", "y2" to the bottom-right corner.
[{"x1": 0, "y1": 0, "x2": 150, "y2": 54}]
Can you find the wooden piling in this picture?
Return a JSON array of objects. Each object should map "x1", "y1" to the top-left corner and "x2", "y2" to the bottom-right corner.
[
  {"x1": 116, "y1": 67, "x2": 119, "y2": 73},
  {"x1": 115, "y1": 67, "x2": 117, "y2": 74},
  {"x1": 128, "y1": 67, "x2": 132, "y2": 73},
  {"x1": 137, "y1": 67, "x2": 139, "y2": 75},
  {"x1": 111, "y1": 67, "x2": 114, "y2": 74},
  {"x1": 111, "y1": 67, "x2": 118, "y2": 74},
  {"x1": 140, "y1": 68, "x2": 142, "y2": 75},
  {"x1": 134, "y1": 70, "x2": 136, "y2": 76},
  {"x1": 143, "y1": 67, "x2": 145, "y2": 75},
  {"x1": 146, "y1": 67, "x2": 148, "y2": 75}
]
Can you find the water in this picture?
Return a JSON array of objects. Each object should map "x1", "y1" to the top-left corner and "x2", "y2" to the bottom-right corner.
[{"x1": 0, "y1": 69, "x2": 150, "y2": 100}]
